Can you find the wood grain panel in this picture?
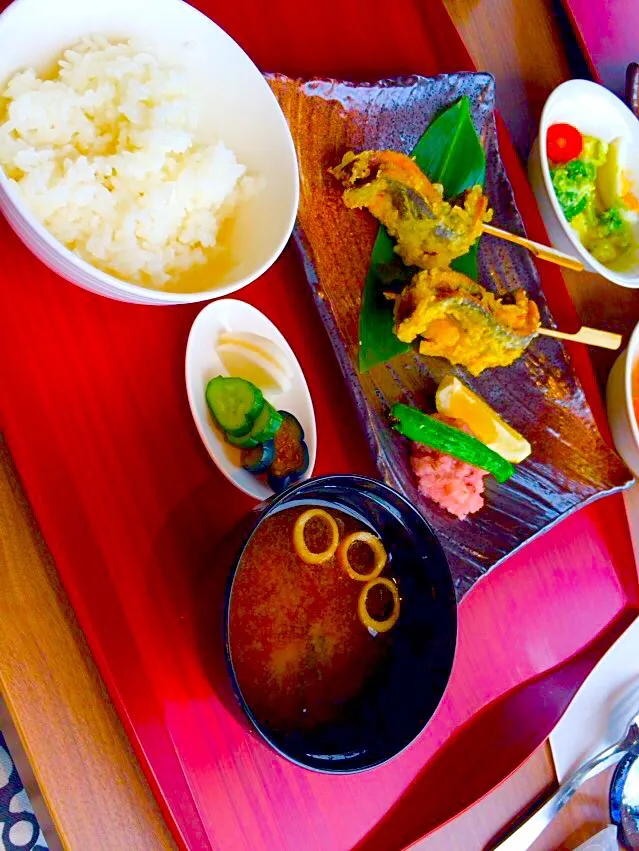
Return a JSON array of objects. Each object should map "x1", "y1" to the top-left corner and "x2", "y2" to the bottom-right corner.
[{"x1": 0, "y1": 440, "x2": 176, "y2": 851}]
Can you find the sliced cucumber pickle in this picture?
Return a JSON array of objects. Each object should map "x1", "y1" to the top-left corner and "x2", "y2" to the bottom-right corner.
[{"x1": 205, "y1": 376, "x2": 264, "y2": 437}]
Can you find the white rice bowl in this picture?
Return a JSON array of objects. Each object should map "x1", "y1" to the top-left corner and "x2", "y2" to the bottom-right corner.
[{"x1": 0, "y1": 35, "x2": 257, "y2": 288}]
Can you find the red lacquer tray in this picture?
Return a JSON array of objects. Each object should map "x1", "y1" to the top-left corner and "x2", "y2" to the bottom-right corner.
[{"x1": 0, "y1": 1, "x2": 637, "y2": 850}]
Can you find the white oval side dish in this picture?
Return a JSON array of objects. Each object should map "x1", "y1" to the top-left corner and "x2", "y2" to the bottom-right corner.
[
  {"x1": 0, "y1": 0, "x2": 299, "y2": 305},
  {"x1": 607, "y1": 320, "x2": 639, "y2": 476},
  {"x1": 185, "y1": 299, "x2": 316, "y2": 500},
  {"x1": 529, "y1": 79, "x2": 639, "y2": 288}
]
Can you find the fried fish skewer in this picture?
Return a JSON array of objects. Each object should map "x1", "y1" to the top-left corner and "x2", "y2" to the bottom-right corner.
[
  {"x1": 331, "y1": 150, "x2": 583, "y2": 273},
  {"x1": 394, "y1": 267, "x2": 541, "y2": 376},
  {"x1": 329, "y1": 150, "x2": 492, "y2": 270}
]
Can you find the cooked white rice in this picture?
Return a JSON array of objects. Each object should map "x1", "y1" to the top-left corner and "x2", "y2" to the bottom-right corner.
[{"x1": 0, "y1": 35, "x2": 254, "y2": 288}]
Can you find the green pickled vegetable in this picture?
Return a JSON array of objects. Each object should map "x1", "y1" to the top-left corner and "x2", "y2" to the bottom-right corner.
[
  {"x1": 227, "y1": 402, "x2": 283, "y2": 448},
  {"x1": 205, "y1": 376, "x2": 264, "y2": 437},
  {"x1": 248, "y1": 403, "x2": 283, "y2": 443},
  {"x1": 226, "y1": 430, "x2": 260, "y2": 449},
  {"x1": 391, "y1": 403, "x2": 515, "y2": 483}
]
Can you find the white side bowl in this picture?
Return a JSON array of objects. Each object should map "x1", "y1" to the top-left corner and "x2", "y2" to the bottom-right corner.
[
  {"x1": 529, "y1": 79, "x2": 639, "y2": 288},
  {"x1": 0, "y1": 0, "x2": 299, "y2": 305},
  {"x1": 185, "y1": 299, "x2": 316, "y2": 501},
  {"x1": 606, "y1": 321, "x2": 639, "y2": 476}
]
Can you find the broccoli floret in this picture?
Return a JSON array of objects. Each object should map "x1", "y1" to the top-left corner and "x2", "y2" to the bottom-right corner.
[
  {"x1": 551, "y1": 179, "x2": 588, "y2": 220},
  {"x1": 599, "y1": 207, "x2": 624, "y2": 234},
  {"x1": 551, "y1": 160, "x2": 596, "y2": 221},
  {"x1": 564, "y1": 159, "x2": 596, "y2": 181},
  {"x1": 560, "y1": 193, "x2": 588, "y2": 220}
]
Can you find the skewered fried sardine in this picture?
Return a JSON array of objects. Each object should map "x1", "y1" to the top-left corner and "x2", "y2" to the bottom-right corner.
[
  {"x1": 330, "y1": 150, "x2": 492, "y2": 269},
  {"x1": 394, "y1": 268, "x2": 540, "y2": 375}
]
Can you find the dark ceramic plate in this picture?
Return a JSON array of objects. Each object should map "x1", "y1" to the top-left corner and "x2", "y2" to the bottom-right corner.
[
  {"x1": 224, "y1": 475, "x2": 457, "y2": 773},
  {"x1": 266, "y1": 71, "x2": 633, "y2": 595}
]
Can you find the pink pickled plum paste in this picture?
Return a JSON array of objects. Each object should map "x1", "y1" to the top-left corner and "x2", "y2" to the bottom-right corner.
[{"x1": 409, "y1": 415, "x2": 489, "y2": 520}]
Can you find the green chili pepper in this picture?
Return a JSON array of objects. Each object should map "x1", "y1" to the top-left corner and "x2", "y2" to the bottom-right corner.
[{"x1": 391, "y1": 403, "x2": 515, "y2": 483}]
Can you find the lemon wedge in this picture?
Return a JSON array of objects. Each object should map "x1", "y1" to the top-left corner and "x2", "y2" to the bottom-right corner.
[
  {"x1": 217, "y1": 331, "x2": 293, "y2": 395},
  {"x1": 435, "y1": 375, "x2": 531, "y2": 463}
]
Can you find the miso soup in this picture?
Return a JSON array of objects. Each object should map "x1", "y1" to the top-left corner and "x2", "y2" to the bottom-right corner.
[{"x1": 228, "y1": 504, "x2": 400, "y2": 734}]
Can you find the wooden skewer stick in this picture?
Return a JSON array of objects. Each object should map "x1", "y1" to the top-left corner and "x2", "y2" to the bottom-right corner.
[
  {"x1": 483, "y1": 223, "x2": 585, "y2": 273},
  {"x1": 538, "y1": 326, "x2": 622, "y2": 350}
]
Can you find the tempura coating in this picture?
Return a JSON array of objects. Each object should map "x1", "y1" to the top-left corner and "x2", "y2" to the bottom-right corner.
[
  {"x1": 394, "y1": 267, "x2": 540, "y2": 375},
  {"x1": 329, "y1": 149, "x2": 492, "y2": 269}
]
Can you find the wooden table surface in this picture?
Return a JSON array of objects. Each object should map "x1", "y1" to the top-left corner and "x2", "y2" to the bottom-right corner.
[{"x1": 1, "y1": 0, "x2": 638, "y2": 848}]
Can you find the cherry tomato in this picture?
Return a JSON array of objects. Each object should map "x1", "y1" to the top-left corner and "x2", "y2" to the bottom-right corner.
[{"x1": 547, "y1": 123, "x2": 583, "y2": 163}]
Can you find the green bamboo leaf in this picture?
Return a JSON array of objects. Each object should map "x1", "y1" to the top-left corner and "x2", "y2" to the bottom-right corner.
[
  {"x1": 412, "y1": 97, "x2": 486, "y2": 197},
  {"x1": 358, "y1": 231, "x2": 409, "y2": 371},
  {"x1": 358, "y1": 96, "x2": 486, "y2": 372}
]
